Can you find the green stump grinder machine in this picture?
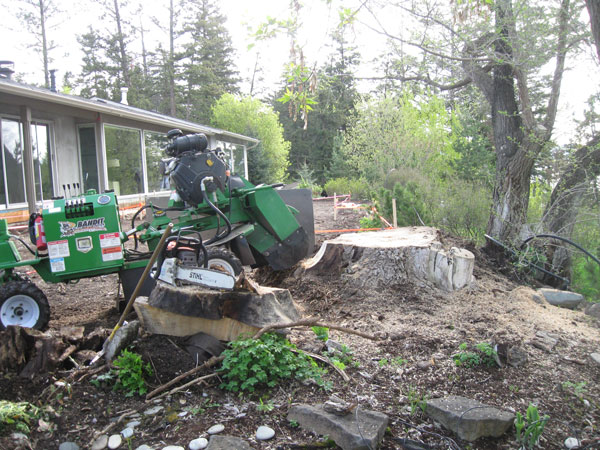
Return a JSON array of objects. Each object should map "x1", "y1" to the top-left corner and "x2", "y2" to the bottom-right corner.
[{"x1": 0, "y1": 129, "x2": 314, "y2": 330}]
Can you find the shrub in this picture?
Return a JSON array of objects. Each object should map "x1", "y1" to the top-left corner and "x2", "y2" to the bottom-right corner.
[
  {"x1": 323, "y1": 177, "x2": 371, "y2": 200},
  {"x1": 378, "y1": 182, "x2": 431, "y2": 227},
  {"x1": 219, "y1": 332, "x2": 327, "y2": 393}
]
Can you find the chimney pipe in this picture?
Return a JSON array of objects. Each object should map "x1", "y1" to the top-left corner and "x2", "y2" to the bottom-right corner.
[
  {"x1": 0, "y1": 61, "x2": 15, "y2": 80},
  {"x1": 121, "y1": 87, "x2": 129, "y2": 105},
  {"x1": 49, "y1": 69, "x2": 57, "y2": 92}
]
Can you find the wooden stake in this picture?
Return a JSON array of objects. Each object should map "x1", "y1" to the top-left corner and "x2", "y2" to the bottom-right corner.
[
  {"x1": 334, "y1": 193, "x2": 337, "y2": 221},
  {"x1": 392, "y1": 198, "x2": 398, "y2": 228}
]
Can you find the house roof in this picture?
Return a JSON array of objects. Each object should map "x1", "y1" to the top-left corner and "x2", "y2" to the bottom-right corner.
[{"x1": 0, "y1": 78, "x2": 259, "y2": 146}]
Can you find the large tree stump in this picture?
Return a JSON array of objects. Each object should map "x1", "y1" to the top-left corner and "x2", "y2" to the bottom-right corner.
[
  {"x1": 303, "y1": 227, "x2": 474, "y2": 291},
  {"x1": 133, "y1": 281, "x2": 301, "y2": 340}
]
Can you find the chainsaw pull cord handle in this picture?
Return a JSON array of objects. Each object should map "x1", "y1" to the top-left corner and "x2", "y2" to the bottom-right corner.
[{"x1": 201, "y1": 177, "x2": 232, "y2": 245}]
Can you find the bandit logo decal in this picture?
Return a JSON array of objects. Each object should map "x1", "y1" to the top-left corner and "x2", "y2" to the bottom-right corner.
[{"x1": 59, "y1": 218, "x2": 106, "y2": 237}]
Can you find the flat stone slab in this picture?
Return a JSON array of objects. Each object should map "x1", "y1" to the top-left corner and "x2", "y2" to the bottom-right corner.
[
  {"x1": 205, "y1": 435, "x2": 251, "y2": 449},
  {"x1": 426, "y1": 396, "x2": 514, "y2": 442},
  {"x1": 303, "y1": 227, "x2": 474, "y2": 291},
  {"x1": 537, "y1": 288, "x2": 584, "y2": 309},
  {"x1": 288, "y1": 404, "x2": 388, "y2": 450}
]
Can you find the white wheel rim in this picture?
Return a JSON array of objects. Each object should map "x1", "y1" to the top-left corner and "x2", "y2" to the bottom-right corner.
[
  {"x1": 207, "y1": 258, "x2": 236, "y2": 277},
  {"x1": 1, "y1": 294, "x2": 40, "y2": 328}
]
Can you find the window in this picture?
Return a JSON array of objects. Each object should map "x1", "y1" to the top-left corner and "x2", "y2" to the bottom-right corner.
[
  {"x1": 144, "y1": 131, "x2": 169, "y2": 192},
  {"x1": 104, "y1": 125, "x2": 143, "y2": 196},
  {"x1": 78, "y1": 126, "x2": 99, "y2": 193},
  {"x1": 0, "y1": 118, "x2": 26, "y2": 206},
  {"x1": 32, "y1": 123, "x2": 54, "y2": 201}
]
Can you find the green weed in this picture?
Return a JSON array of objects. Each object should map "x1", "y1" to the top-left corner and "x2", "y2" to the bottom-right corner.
[
  {"x1": 515, "y1": 404, "x2": 549, "y2": 449},
  {"x1": 219, "y1": 332, "x2": 328, "y2": 393},
  {"x1": 112, "y1": 349, "x2": 153, "y2": 397},
  {"x1": 0, "y1": 400, "x2": 42, "y2": 434},
  {"x1": 311, "y1": 326, "x2": 329, "y2": 342},
  {"x1": 453, "y1": 342, "x2": 497, "y2": 368}
]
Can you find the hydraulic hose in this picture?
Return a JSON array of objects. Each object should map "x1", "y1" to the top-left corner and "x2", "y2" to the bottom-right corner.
[
  {"x1": 201, "y1": 177, "x2": 232, "y2": 245},
  {"x1": 131, "y1": 204, "x2": 154, "y2": 250},
  {"x1": 521, "y1": 234, "x2": 600, "y2": 269}
]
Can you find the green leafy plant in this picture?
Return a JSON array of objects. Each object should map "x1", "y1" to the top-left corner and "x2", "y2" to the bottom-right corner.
[
  {"x1": 324, "y1": 343, "x2": 360, "y2": 369},
  {"x1": 453, "y1": 342, "x2": 497, "y2": 368},
  {"x1": 112, "y1": 349, "x2": 153, "y2": 397},
  {"x1": 289, "y1": 419, "x2": 299, "y2": 428},
  {"x1": 515, "y1": 404, "x2": 549, "y2": 449},
  {"x1": 406, "y1": 387, "x2": 428, "y2": 416},
  {"x1": 562, "y1": 381, "x2": 587, "y2": 398},
  {"x1": 0, "y1": 400, "x2": 42, "y2": 434},
  {"x1": 311, "y1": 326, "x2": 329, "y2": 342},
  {"x1": 257, "y1": 398, "x2": 275, "y2": 413},
  {"x1": 219, "y1": 332, "x2": 327, "y2": 393},
  {"x1": 359, "y1": 213, "x2": 382, "y2": 229}
]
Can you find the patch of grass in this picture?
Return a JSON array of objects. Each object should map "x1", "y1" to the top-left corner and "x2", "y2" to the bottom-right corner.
[
  {"x1": 324, "y1": 343, "x2": 360, "y2": 369},
  {"x1": 311, "y1": 326, "x2": 329, "y2": 342},
  {"x1": 0, "y1": 400, "x2": 42, "y2": 434},
  {"x1": 406, "y1": 386, "x2": 428, "y2": 416},
  {"x1": 257, "y1": 398, "x2": 275, "y2": 413},
  {"x1": 219, "y1": 332, "x2": 328, "y2": 393}
]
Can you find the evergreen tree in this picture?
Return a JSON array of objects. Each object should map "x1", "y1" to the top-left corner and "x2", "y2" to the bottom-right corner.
[
  {"x1": 77, "y1": 27, "x2": 112, "y2": 99},
  {"x1": 274, "y1": 27, "x2": 359, "y2": 183},
  {"x1": 180, "y1": 0, "x2": 240, "y2": 123}
]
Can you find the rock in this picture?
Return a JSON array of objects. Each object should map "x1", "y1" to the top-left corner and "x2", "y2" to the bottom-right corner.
[
  {"x1": 590, "y1": 353, "x2": 600, "y2": 366},
  {"x1": 104, "y1": 320, "x2": 140, "y2": 361},
  {"x1": 426, "y1": 396, "x2": 514, "y2": 442},
  {"x1": 531, "y1": 331, "x2": 559, "y2": 352},
  {"x1": 288, "y1": 404, "x2": 388, "y2": 450},
  {"x1": 162, "y1": 446, "x2": 184, "y2": 450},
  {"x1": 189, "y1": 437, "x2": 208, "y2": 450},
  {"x1": 205, "y1": 435, "x2": 251, "y2": 449},
  {"x1": 59, "y1": 443, "x2": 80, "y2": 450},
  {"x1": 507, "y1": 345, "x2": 528, "y2": 367},
  {"x1": 256, "y1": 425, "x2": 275, "y2": 440},
  {"x1": 416, "y1": 360, "x2": 432, "y2": 370},
  {"x1": 126, "y1": 420, "x2": 141, "y2": 428},
  {"x1": 323, "y1": 396, "x2": 356, "y2": 416},
  {"x1": 135, "y1": 446, "x2": 153, "y2": 450},
  {"x1": 585, "y1": 302, "x2": 600, "y2": 320},
  {"x1": 537, "y1": 288, "x2": 584, "y2": 309},
  {"x1": 144, "y1": 405, "x2": 164, "y2": 416},
  {"x1": 564, "y1": 437, "x2": 581, "y2": 449},
  {"x1": 108, "y1": 434, "x2": 122, "y2": 449},
  {"x1": 121, "y1": 427, "x2": 134, "y2": 439},
  {"x1": 207, "y1": 424, "x2": 225, "y2": 434},
  {"x1": 91, "y1": 435, "x2": 109, "y2": 450}
]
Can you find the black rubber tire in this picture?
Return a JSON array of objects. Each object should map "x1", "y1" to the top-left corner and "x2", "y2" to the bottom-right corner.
[
  {"x1": 0, "y1": 280, "x2": 50, "y2": 331},
  {"x1": 202, "y1": 248, "x2": 243, "y2": 277}
]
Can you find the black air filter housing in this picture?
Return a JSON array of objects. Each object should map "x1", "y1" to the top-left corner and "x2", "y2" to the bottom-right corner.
[{"x1": 170, "y1": 152, "x2": 227, "y2": 205}]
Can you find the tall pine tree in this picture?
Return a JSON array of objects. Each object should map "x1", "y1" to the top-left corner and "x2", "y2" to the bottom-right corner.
[{"x1": 180, "y1": 0, "x2": 239, "y2": 123}]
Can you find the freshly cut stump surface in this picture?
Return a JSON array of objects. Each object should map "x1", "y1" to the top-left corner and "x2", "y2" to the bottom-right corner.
[{"x1": 303, "y1": 227, "x2": 474, "y2": 291}]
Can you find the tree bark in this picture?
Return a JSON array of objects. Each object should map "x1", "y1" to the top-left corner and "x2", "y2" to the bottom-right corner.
[
  {"x1": 168, "y1": 0, "x2": 176, "y2": 116},
  {"x1": 112, "y1": 0, "x2": 130, "y2": 87},
  {"x1": 586, "y1": 0, "x2": 600, "y2": 62},
  {"x1": 540, "y1": 136, "x2": 600, "y2": 284},
  {"x1": 39, "y1": 0, "x2": 49, "y2": 88}
]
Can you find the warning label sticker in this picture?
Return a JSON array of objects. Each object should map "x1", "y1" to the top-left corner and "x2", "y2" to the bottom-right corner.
[
  {"x1": 102, "y1": 246, "x2": 123, "y2": 262},
  {"x1": 99, "y1": 232, "x2": 120, "y2": 248},
  {"x1": 48, "y1": 240, "x2": 70, "y2": 258},
  {"x1": 50, "y1": 257, "x2": 66, "y2": 272}
]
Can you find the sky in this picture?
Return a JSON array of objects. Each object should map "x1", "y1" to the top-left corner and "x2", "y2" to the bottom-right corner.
[{"x1": 0, "y1": 0, "x2": 598, "y2": 145}]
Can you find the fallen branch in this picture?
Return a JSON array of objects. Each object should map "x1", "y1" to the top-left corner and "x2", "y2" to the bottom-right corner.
[
  {"x1": 153, "y1": 373, "x2": 219, "y2": 401},
  {"x1": 146, "y1": 317, "x2": 378, "y2": 400}
]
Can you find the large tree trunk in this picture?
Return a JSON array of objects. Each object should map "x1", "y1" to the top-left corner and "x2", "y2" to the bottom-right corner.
[
  {"x1": 540, "y1": 136, "x2": 600, "y2": 285},
  {"x1": 586, "y1": 0, "x2": 600, "y2": 62},
  {"x1": 485, "y1": 0, "x2": 535, "y2": 246}
]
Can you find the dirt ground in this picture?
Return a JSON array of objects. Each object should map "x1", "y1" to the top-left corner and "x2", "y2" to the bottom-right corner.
[{"x1": 1, "y1": 199, "x2": 600, "y2": 449}]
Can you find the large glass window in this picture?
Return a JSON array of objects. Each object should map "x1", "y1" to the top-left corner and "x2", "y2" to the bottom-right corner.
[
  {"x1": 79, "y1": 126, "x2": 99, "y2": 193},
  {"x1": 104, "y1": 125, "x2": 143, "y2": 196},
  {"x1": 1, "y1": 119, "x2": 26, "y2": 206},
  {"x1": 32, "y1": 123, "x2": 53, "y2": 201},
  {"x1": 144, "y1": 131, "x2": 169, "y2": 192}
]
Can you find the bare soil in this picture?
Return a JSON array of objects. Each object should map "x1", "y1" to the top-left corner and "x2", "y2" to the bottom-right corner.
[{"x1": 1, "y1": 200, "x2": 600, "y2": 450}]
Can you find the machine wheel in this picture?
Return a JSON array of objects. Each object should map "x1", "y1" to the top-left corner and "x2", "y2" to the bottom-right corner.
[
  {"x1": 203, "y1": 248, "x2": 243, "y2": 277},
  {"x1": 0, "y1": 281, "x2": 50, "y2": 331}
]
